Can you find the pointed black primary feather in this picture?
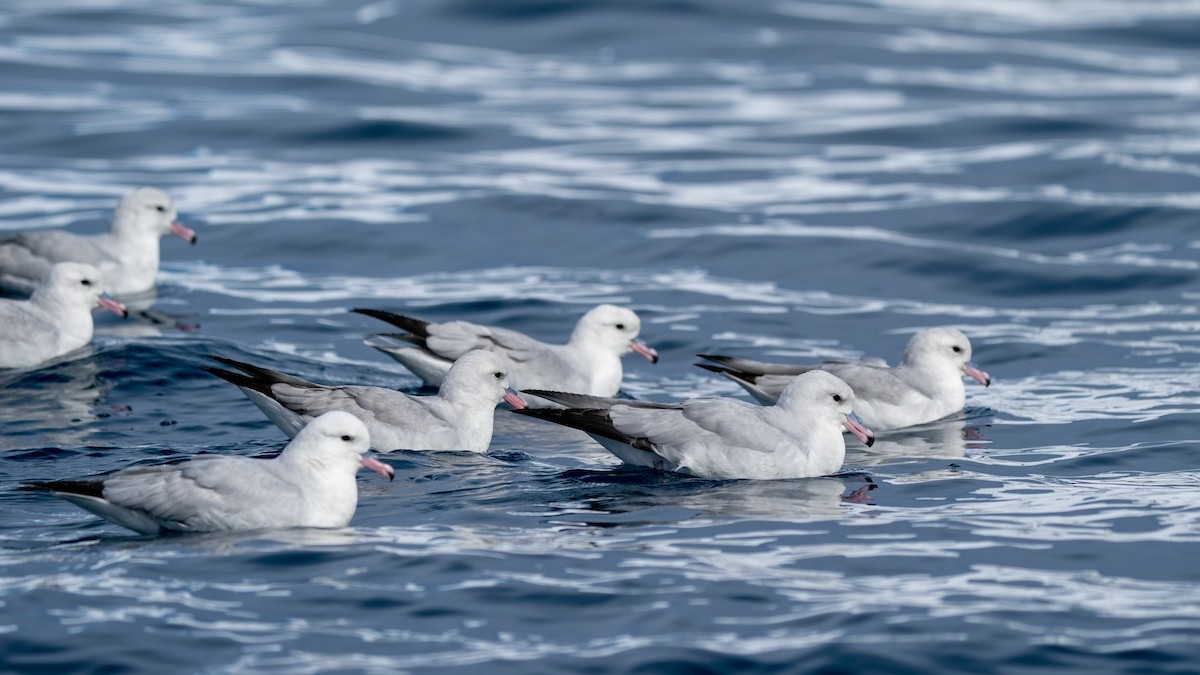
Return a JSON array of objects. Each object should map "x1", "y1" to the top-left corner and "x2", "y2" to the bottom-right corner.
[
  {"x1": 351, "y1": 308, "x2": 432, "y2": 339},
  {"x1": 697, "y1": 354, "x2": 813, "y2": 376},
  {"x1": 522, "y1": 389, "x2": 676, "y2": 410},
  {"x1": 203, "y1": 356, "x2": 318, "y2": 396},
  {"x1": 21, "y1": 479, "x2": 105, "y2": 498},
  {"x1": 693, "y1": 362, "x2": 761, "y2": 384},
  {"x1": 202, "y1": 365, "x2": 274, "y2": 397},
  {"x1": 513, "y1": 408, "x2": 657, "y2": 453}
]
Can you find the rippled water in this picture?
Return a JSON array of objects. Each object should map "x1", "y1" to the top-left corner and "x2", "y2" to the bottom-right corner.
[{"x1": 3, "y1": 1, "x2": 1200, "y2": 672}]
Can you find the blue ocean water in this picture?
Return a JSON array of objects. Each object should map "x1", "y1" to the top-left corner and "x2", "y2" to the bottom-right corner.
[{"x1": 2, "y1": 0, "x2": 1200, "y2": 672}]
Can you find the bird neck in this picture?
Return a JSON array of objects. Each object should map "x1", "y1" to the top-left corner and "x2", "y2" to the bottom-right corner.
[
  {"x1": 279, "y1": 449, "x2": 357, "y2": 482},
  {"x1": 438, "y1": 383, "x2": 502, "y2": 418},
  {"x1": 898, "y1": 359, "x2": 965, "y2": 400},
  {"x1": 104, "y1": 223, "x2": 160, "y2": 253},
  {"x1": 31, "y1": 286, "x2": 90, "y2": 321}
]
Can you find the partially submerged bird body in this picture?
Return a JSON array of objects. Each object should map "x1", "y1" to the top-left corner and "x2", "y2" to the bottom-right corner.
[
  {"x1": 698, "y1": 327, "x2": 991, "y2": 431},
  {"x1": 515, "y1": 371, "x2": 873, "y2": 480},
  {"x1": 354, "y1": 304, "x2": 658, "y2": 398},
  {"x1": 205, "y1": 350, "x2": 527, "y2": 452},
  {"x1": 24, "y1": 411, "x2": 393, "y2": 535},
  {"x1": 0, "y1": 262, "x2": 127, "y2": 369},
  {"x1": 48, "y1": 455, "x2": 351, "y2": 534},
  {"x1": 0, "y1": 187, "x2": 196, "y2": 298}
]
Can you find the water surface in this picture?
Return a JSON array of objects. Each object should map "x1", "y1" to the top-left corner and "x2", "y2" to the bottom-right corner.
[{"x1": 2, "y1": 1, "x2": 1200, "y2": 672}]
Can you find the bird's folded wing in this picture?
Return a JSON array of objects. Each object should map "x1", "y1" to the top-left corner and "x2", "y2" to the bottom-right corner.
[
  {"x1": 270, "y1": 383, "x2": 438, "y2": 430},
  {"x1": 677, "y1": 399, "x2": 794, "y2": 455},
  {"x1": 425, "y1": 322, "x2": 548, "y2": 363},
  {"x1": 0, "y1": 302, "x2": 57, "y2": 336},
  {"x1": 344, "y1": 386, "x2": 437, "y2": 426},
  {"x1": 0, "y1": 240, "x2": 55, "y2": 290},
  {"x1": 102, "y1": 456, "x2": 301, "y2": 528},
  {"x1": 4, "y1": 231, "x2": 115, "y2": 269},
  {"x1": 604, "y1": 401, "x2": 782, "y2": 454},
  {"x1": 821, "y1": 363, "x2": 914, "y2": 405}
]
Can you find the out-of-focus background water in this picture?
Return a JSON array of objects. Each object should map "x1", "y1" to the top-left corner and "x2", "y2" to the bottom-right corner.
[{"x1": 2, "y1": 0, "x2": 1199, "y2": 672}]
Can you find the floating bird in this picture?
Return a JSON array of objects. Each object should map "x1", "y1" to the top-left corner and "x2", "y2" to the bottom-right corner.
[
  {"x1": 23, "y1": 411, "x2": 394, "y2": 535},
  {"x1": 204, "y1": 350, "x2": 528, "y2": 452},
  {"x1": 514, "y1": 370, "x2": 873, "y2": 480},
  {"x1": 0, "y1": 262, "x2": 127, "y2": 369},
  {"x1": 697, "y1": 327, "x2": 990, "y2": 431},
  {"x1": 353, "y1": 304, "x2": 658, "y2": 397},
  {"x1": 0, "y1": 187, "x2": 196, "y2": 297}
]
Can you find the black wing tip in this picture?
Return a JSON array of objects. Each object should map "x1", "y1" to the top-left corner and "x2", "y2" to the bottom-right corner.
[
  {"x1": 205, "y1": 355, "x2": 295, "y2": 384},
  {"x1": 351, "y1": 307, "x2": 406, "y2": 325},
  {"x1": 697, "y1": 354, "x2": 733, "y2": 364},
  {"x1": 694, "y1": 362, "x2": 757, "y2": 384},
  {"x1": 201, "y1": 359, "x2": 278, "y2": 396},
  {"x1": 509, "y1": 407, "x2": 654, "y2": 449},
  {"x1": 208, "y1": 354, "x2": 254, "y2": 371},
  {"x1": 202, "y1": 365, "x2": 255, "y2": 387},
  {"x1": 352, "y1": 308, "x2": 431, "y2": 337},
  {"x1": 509, "y1": 407, "x2": 598, "y2": 426},
  {"x1": 518, "y1": 389, "x2": 634, "y2": 410},
  {"x1": 521, "y1": 389, "x2": 571, "y2": 398},
  {"x1": 21, "y1": 479, "x2": 105, "y2": 498},
  {"x1": 510, "y1": 407, "x2": 575, "y2": 420}
]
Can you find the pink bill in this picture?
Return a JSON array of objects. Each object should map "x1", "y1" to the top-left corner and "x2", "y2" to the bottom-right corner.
[
  {"x1": 170, "y1": 221, "x2": 197, "y2": 244},
  {"x1": 97, "y1": 294, "x2": 128, "y2": 318},
  {"x1": 843, "y1": 412, "x2": 875, "y2": 447},
  {"x1": 504, "y1": 388, "x2": 528, "y2": 409},
  {"x1": 630, "y1": 340, "x2": 658, "y2": 364},
  {"x1": 963, "y1": 363, "x2": 991, "y2": 387},
  {"x1": 360, "y1": 455, "x2": 394, "y2": 481}
]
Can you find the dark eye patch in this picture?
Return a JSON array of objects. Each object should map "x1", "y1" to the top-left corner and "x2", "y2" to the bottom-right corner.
[
  {"x1": 155, "y1": 205, "x2": 166, "y2": 213},
  {"x1": 615, "y1": 323, "x2": 625, "y2": 330},
  {"x1": 340, "y1": 435, "x2": 352, "y2": 441},
  {"x1": 832, "y1": 394, "x2": 842, "y2": 402},
  {"x1": 952, "y1": 346, "x2": 963, "y2": 353},
  {"x1": 494, "y1": 372, "x2": 503, "y2": 380},
  {"x1": 80, "y1": 279, "x2": 92, "y2": 287}
]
